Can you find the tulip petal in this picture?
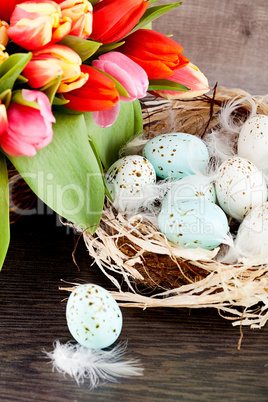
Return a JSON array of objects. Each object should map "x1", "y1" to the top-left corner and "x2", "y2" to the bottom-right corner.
[
  {"x1": 153, "y1": 62, "x2": 210, "y2": 99},
  {"x1": 94, "y1": 52, "x2": 148, "y2": 101},
  {"x1": 92, "y1": 102, "x2": 120, "y2": 128}
]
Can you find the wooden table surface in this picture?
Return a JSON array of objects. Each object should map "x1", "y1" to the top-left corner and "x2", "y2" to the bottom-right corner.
[{"x1": 1, "y1": 210, "x2": 268, "y2": 402}]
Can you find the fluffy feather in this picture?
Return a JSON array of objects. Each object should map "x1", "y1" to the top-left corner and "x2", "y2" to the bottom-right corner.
[{"x1": 44, "y1": 341, "x2": 143, "y2": 389}]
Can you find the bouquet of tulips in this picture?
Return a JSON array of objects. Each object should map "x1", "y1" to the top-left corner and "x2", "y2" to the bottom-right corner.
[{"x1": 0, "y1": 0, "x2": 209, "y2": 270}]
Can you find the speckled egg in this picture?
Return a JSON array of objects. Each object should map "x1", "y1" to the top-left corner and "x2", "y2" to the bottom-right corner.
[
  {"x1": 235, "y1": 202, "x2": 268, "y2": 258},
  {"x1": 237, "y1": 114, "x2": 268, "y2": 171},
  {"x1": 161, "y1": 175, "x2": 216, "y2": 212},
  {"x1": 142, "y1": 133, "x2": 209, "y2": 179},
  {"x1": 158, "y1": 199, "x2": 229, "y2": 250},
  {"x1": 215, "y1": 156, "x2": 267, "y2": 221},
  {"x1": 66, "y1": 284, "x2": 123, "y2": 349},
  {"x1": 105, "y1": 155, "x2": 156, "y2": 209}
]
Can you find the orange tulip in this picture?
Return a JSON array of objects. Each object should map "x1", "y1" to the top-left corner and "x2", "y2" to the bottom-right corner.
[
  {"x1": 8, "y1": 1, "x2": 72, "y2": 50},
  {"x1": 64, "y1": 65, "x2": 120, "y2": 112},
  {"x1": 59, "y1": 0, "x2": 93, "y2": 39},
  {"x1": 90, "y1": 0, "x2": 149, "y2": 44},
  {"x1": 23, "y1": 44, "x2": 88, "y2": 93},
  {"x1": 119, "y1": 29, "x2": 189, "y2": 79}
]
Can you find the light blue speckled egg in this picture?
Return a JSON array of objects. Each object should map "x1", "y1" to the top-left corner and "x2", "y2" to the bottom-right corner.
[
  {"x1": 142, "y1": 133, "x2": 209, "y2": 179},
  {"x1": 158, "y1": 199, "x2": 229, "y2": 250},
  {"x1": 66, "y1": 284, "x2": 123, "y2": 349},
  {"x1": 161, "y1": 175, "x2": 216, "y2": 212}
]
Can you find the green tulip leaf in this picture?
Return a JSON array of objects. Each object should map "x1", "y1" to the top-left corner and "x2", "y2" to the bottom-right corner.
[
  {"x1": 53, "y1": 94, "x2": 70, "y2": 106},
  {"x1": 0, "y1": 53, "x2": 32, "y2": 93},
  {"x1": 59, "y1": 36, "x2": 101, "y2": 61},
  {"x1": 92, "y1": 41, "x2": 125, "y2": 58},
  {"x1": 0, "y1": 89, "x2": 12, "y2": 108},
  {"x1": 148, "y1": 79, "x2": 189, "y2": 92},
  {"x1": 129, "y1": 2, "x2": 182, "y2": 35},
  {"x1": 40, "y1": 76, "x2": 62, "y2": 104},
  {"x1": 0, "y1": 153, "x2": 10, "y2": 271},
  {"x1": 84, "y1": 100, "x2": 143, "y2": 170},
  {"x1": 9, "y1": 113, "x2": 105, "y2": 233}
]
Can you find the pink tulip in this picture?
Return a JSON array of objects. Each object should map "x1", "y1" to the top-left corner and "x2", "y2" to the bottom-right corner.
[
  {"x1": 59, "y1": 0, "x2": 93, "y2": 39},
  {"x1": 92, "y1": 52, "x2": 148, "y2": 127},
  {"x1": 152, "y1": 62, "x2": 210, "y2": 99},
  {"x1": 23, "y1": 44, "x2": 88, "y2": 93},
  {"x1": 0, "y1": 89, "x2": 55, "y2": 157},
  {"x1": 8, "y1": 1, "x2": 72, "y2": 50}
]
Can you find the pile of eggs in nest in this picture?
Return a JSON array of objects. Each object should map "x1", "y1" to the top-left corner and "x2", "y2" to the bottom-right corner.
[{"x1": 105, "y1": 114, "x2": 268, "y2": 258}]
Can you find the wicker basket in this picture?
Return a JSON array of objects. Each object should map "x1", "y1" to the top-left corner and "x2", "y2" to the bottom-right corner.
[{"x1": 79, "y1": 87, "x2": 268, "y2": 329}]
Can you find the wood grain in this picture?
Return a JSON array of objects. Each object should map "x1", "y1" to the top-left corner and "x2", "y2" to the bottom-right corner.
[
  {"x1": 155, "y1": 0, "x2": 268, "y2": 95},
  {"x1": 1, "y1": 212, "x2": 268, "y2": 401}
]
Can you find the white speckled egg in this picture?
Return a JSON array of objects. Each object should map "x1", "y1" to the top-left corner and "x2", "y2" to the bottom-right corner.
[
  {"x1": 142, "y1": 133, "x2": 209, "y2": 179},
  {"x1": 158, "y1": 199, "x2": 229, "y2": 250},
  {"x1": 162, "y1": 175, "x2": 216, "y2": 212},
  {"x1": 105, "y1": 155, "x2": 156, "y2": 210},
  {"x1": 237, "y1": 114, "x2": 268, "y2": 171},
  {"x1": 66, "y1": 284, "x2": 123, "y2": 349},
  {"x1": 236, "y1": 202, "x2": 268, "y2": 258},
  {"x1": 215, "y1": 156, "x2": 267, "y2": 220}
]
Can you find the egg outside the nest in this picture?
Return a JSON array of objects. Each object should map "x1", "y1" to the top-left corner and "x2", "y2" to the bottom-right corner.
[
  {"x1": 235, "y1": 202, "x2": 268, "y2": 259},
  {"x1": 66, "y1": 284, "x2": 123, "y2": 349},
  {"x1": 142, "y1": 132, "x2": 210, "y2": 179},
  {"x1": 158, "y1": 199, "x2": 229, "y2": 250},
  {"x1": 215, "y1": 156, "x2": 267, "y2": 221},
  {"x1": 237, "y1": 114, "x2": 268, "y2": 172},
  {"x1": 105, "y1": 155, "x2": 156, "y2": 211}
]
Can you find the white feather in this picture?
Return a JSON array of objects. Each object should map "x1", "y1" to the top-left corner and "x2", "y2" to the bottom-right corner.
[{"x1": 44, "y1": 341, "x2": 143, "y2": 389}]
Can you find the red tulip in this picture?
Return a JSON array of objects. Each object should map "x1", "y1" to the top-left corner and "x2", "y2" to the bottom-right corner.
[
  {"x1": 119, "y1": 29, "x2": 189, "y2": 80},
  {"x1": 0, "y1": 89, "x2": 55, "y2": 157},
  {"x1": 0, "y1": 0, "x2": 23, "y2": 21},
  {"x1": 64, "y1": 64, "x2": 120, "y2": 112},
  {"x1": 90, "y1": 0, "x2": 149, "y2": 44}
]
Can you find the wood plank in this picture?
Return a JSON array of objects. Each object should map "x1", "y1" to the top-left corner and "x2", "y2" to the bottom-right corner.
[{"x1": 155, "y1": 0, "x2": 268, "y2": 95}]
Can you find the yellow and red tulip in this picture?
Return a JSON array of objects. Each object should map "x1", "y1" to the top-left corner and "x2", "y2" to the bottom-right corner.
[
  {"x1": 59, "y1": 0, "x2": 93, "y2": 39},
  {"x1": 0, "y1": 20, "x2": 9, "y2": 47},
  {"x1": 90, "y1": 0, "x2": 149, "y2": 44},
  {"x1": 119, "y1": 29, "x2": 189, "y2": 80},
  {"x1": 22, "y1": 44, "x2": 88, "y2": 93},
  {"x1": 0, "y1": 89, "x2": 55, "y2": 157},
  {"x1": 0, "y1": 101, "x2": 8, "y2": 135},
  {"x1": 8, "y1": 1, "x2": 72, "y2": 50},
  {"x1": 153, "y1": 62, "x2": 210, "y2": 99}
]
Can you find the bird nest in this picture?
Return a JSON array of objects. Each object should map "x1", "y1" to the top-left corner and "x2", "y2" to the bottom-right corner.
[{"x1": 79, "y1": 87, "x2": 268, "y2": 329}]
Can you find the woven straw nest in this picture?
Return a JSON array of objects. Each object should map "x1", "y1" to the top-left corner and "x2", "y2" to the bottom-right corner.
[{"x1": 79, "y1": 87, "x2": 268, "y2": 329}]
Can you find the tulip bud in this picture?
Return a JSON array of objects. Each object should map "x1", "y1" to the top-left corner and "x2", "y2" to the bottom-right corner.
[
  {"x1": 23, "y1": 44, "x2": 88, "y2": 93},
  {"x1": 59, "y1": 0, "x2": 93, "y2": 39},
  {"x1": 0, "y1": 89, "x2": 55, "y2": 157},
  {"x1": 119, "y1": 29, "x2": 189, "y2": 80},
  {"x1": 8, "y1": 1, "x2": 72, "y2": 50},
  {"x1": 90, "y1": 0, "x2": 149, "y2": 44},
  {"x1": 153, "y1": 63, "x2": 210, "y2": 99},
  {"x1": 0, "y1": 20, "x2": 9, "y2": 47}
]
